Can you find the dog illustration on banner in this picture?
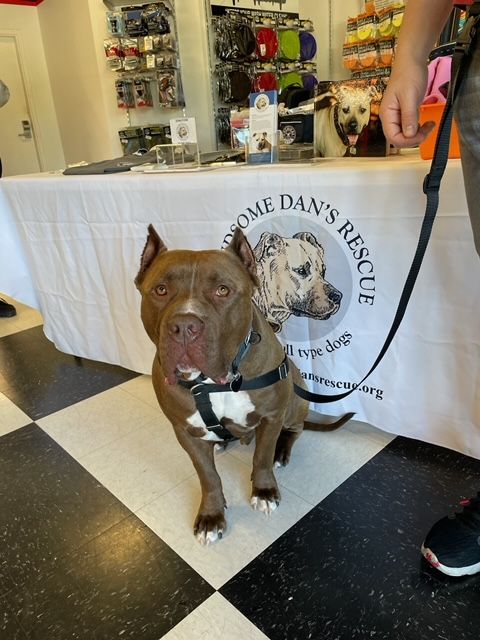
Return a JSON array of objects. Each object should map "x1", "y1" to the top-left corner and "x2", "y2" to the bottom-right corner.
[
  {"x1": 252, "y1": 231, "x2": 342, "y2": 332},
  {"x1": 314, "y1": 79, "x2": 386, "y2": 158}
]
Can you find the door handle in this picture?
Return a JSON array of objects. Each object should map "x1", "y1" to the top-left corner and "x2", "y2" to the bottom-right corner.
[{"x1": 18, "y1": 120, "x2": 32, "y2": 139}]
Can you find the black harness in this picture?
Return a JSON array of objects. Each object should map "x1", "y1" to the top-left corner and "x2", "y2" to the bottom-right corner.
[{"x1": 177, "y1": 329, "x2": 289, "y2": 441}]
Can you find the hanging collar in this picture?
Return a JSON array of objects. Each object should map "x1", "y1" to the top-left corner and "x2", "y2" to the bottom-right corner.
[{"x1": 333, "y1": 103, "x2": 356, "y2": 157}]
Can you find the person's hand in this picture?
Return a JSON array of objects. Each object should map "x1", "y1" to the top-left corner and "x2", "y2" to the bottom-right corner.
[{"x1": 379, "y1": 61, "x2": 436, "y2": 147}]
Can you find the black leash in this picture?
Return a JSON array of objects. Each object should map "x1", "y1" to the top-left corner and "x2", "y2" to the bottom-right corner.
[{"x1": 295, "y1": 10, "x2": 480, "y2": 405}]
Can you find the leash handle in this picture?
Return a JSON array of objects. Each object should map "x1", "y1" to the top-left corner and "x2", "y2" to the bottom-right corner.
[{"x1": 296, "y1": 15, "x2": 478, "y2": 405}]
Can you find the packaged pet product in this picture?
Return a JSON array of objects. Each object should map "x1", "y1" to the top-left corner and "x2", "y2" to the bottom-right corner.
[
  {"x1": 134, "y1": 77, "x2": 153, "y2": 108},
  {"x1": 157, "y1": 70, "x2": 184, "y2": 107},
  {"x1": 229, "y1": 69, "x2": 253, "y2": 104},
  {"x1": 124, "y1": 8, "x2": 148, "y2": 37},
  {"x1": 106, "y1": 12, "x2": 125, "y2": 37},
  {"x1": 278, "y1": 30, "x2": 300, "y2": 61},
  {"x1": 255, "y1": 27, "x2": 279, "y2": 61},
  {"x1": 104, "y1": 39, "x2": 123, "y2": 71},
  {"x1": 122, "y1": 38, "x2": 142, "y2": 71},
  {"x1": 143, "y1": 3, "x2": 170, "y2": 34},
  {"x1": 343, "y1": 43, "x2": 360, "y2": 72},
  {"x1": 230, "y1": 108, "x2": 250, "y2": 149},
  {"x1": 299, "y1": 31, "x2": 317, "y2": 61},
  {"x1": 118, "y1": 127, "x2": 146, "y2": 154},
  {"x1": 115, "y1": 78, "x2": 135, "y2": 109},
  {"x1": 254, "y1": 71, "x2": 279, "y2": 93}
]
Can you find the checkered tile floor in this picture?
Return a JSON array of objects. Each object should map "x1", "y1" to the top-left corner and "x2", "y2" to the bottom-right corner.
[{"x1": 1, "y1": 296, "x2": 480, "y2": 640}]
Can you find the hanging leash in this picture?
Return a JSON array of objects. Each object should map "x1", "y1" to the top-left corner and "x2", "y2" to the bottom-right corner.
[{"x1": 295, "y1": 8, "x2": 480, "y2": 406}]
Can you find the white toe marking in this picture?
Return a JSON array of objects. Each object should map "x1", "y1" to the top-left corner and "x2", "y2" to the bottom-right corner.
[
  {"x1": 195, "y1": 527, "x2": 223, "y2": 546},
  {"x1": 250, "y1": 496, "x2": 278, "y2": 515}
]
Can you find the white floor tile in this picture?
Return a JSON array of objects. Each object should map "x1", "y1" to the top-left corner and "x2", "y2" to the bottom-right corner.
[
  {"x1": 79, "y1": 417, "x2": 196, "y2": 512},
  {"x1": 37, "y1": 385, "x2": 162, "y2": 459},
  {"x1": 0, "y1": 392, "x2": 32, "y2": 436},
  {"x1": 0, "y1": 295, "x2": 42, "y2": 338},
  {"x1": 118, "y1": 374, "x2": 159, "y2": 409},
  {"x1": 136, "y1": 449, "x2": 312, "y2": 589},
  {"x1": 229, "y1": 418, "x2": 394, "y2": 506},
  {"x1": 162, "y1": 592, "x2": 270, "y2": 640}
]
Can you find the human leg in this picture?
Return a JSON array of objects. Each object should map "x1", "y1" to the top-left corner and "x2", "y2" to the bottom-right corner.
[{"x1": 421, "y1": 33, "x2": 480, "y2": 577}]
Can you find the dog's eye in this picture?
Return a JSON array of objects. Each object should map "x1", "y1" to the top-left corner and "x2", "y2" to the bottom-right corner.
[
  {"x1": 215, "y1": 285, "x2": 229, "y2": 297},
  {"x1": 154, "y1": 284, "x2": 167, "y2": 296},
  {"x1": 293, "y1": 263, "x2": 311, "y2": 278},
  {"x1": 342, "y1": 106, "x2": 350, "y2": 114},
  {"x1": 360, "y1": 107, "x2": 367, "y2": 114}
]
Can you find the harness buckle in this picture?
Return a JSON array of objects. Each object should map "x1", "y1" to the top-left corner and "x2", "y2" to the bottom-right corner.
[
  {"x1": 229, "y1": 373, "x2": 243, "y2": 392},
  {"x1": 278, "y1": 360, "x2": 289, "y2": 380},
  {"x1": 190, "y1": 383, "x2": 206, "y2": 397},
  {"x1": 456, "y1": 15, "x2": 479, "y2": 56}
]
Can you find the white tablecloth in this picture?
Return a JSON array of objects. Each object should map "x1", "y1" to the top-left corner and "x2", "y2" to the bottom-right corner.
[{"x1": 1, "y1": 154, "x2": 479, "y2": 459}]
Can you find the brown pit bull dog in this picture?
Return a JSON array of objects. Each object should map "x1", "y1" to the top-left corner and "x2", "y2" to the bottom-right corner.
[{"x1": 135, "y1": 225, "x2": 353, "y2": 544}]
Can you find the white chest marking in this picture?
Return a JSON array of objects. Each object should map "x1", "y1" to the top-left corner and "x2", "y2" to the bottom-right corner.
[{"x1": 187, "y1": 386, "x2": 255, "y2": 441}]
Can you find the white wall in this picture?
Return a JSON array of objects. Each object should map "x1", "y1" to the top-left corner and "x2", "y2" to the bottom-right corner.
[
  {"x1": 0, "y1": 3, "x2": 64, "y2": 171},
  {"x1": 38, "y1": 0, "x2": 118, "y2": 164},
  {"x1": 301, "y1": 0, "x2": 364, "y2": 79}
]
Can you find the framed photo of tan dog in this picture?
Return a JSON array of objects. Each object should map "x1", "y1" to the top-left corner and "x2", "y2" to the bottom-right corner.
[{"x1": 313, "y1": 78, "x2": 388, "y2": 158}]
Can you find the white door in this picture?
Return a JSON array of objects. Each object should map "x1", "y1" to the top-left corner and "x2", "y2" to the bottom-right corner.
[{"x1": 0, "y1": 35, "x2": 41, "y2": 176}]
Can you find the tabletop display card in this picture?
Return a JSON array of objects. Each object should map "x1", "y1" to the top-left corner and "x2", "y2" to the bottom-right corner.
[{"x1": 248, "y1": 90, "x2": 278, "y2": 164}]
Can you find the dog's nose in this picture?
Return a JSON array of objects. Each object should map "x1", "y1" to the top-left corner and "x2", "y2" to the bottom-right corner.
[
  {"x1": 168, "y1": 314, "x2": 204, "y2": 343},
  {"x1": 327, "y1": 287, "x2": 342, "y2": 304}
]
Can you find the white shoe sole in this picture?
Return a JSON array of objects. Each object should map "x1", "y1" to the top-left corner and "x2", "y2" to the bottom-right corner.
[{"x1": 421, "y1": 544, "x2": 480, "y2": 577}]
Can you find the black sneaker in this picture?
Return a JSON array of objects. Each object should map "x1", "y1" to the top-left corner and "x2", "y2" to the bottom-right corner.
[
  {"x1": 421, "y1": 494, "x2": 480, "y2": 577},
  {"x1": 0, "y1": 298, "x2": 16, "y2": 318}
]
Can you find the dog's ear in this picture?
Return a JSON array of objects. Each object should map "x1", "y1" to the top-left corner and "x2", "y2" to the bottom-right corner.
[
  {"x1": 293, "y1": 232, "x2": 324, "y2": 258},
  {"x1": 227, "y1": 228, "x2": 259, "y2": 286},
  {"x1": 135, "y1": 224, "x2": 167, "y2": 288},
  {"x1": 254, "y1": 231, "x2": 283, "y2": 261}
]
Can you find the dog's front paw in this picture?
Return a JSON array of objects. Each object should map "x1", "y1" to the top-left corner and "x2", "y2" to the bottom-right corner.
[
  {"x1": 194, "y1": 513, "x2": 226, "y2": 545},
  {"x1": 251, "y1": 487, "x2": 281, "y2": 515}
]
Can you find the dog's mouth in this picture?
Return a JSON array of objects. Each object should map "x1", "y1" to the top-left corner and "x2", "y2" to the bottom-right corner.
[
  {"x1": 291, "y1": 302, "x2": 340, "y2": 320},
  {"x1": 347, "y1": 134, "x2": 359, "y2": 147},
  {"x1": 164, "y1": 351, "x2": 231, "y2": 386}
]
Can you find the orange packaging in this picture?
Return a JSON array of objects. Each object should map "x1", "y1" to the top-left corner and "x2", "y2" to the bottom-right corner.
[{"x1": 418, "y1": 102, "x2": 460, "y2": 160}]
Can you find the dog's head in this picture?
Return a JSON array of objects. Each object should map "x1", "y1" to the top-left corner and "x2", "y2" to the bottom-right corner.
[
  {"x1": 251, "y1": 131, "x2": 269, "y2": 151},
  {"x1": 333, "y1": 84, "x2": 376, "y2": 146},
  {"x1": 135, "y1": 226, "x2": 259, "y2": 384},
  {"x1": 253, "y1": 231, "x2": 342, "y2": 331}
]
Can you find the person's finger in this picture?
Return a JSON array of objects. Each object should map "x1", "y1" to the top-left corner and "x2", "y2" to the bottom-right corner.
[{"x1": 388, "y1": 120, "x2": 436, "y2": 148}]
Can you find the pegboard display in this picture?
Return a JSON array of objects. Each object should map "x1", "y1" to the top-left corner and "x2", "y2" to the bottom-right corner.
[{"x1": 208, "y1": 3, "x2": 317, "y2": 147}]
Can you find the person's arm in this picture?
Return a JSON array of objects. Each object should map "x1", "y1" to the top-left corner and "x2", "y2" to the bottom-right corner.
[{"x1": 379, "y1": 0, "x2": 453, "y2": 147}]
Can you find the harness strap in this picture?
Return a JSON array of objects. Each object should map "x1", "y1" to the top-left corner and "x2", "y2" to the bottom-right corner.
[
  {"x1": 294, "y1": 12, "x2": 479, "y2": 405},
  {"x1": 178, "y1": 354, "x2": 289, "y2": 441}
]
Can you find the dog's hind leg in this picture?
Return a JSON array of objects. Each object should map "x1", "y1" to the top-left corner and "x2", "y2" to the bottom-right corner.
[
  {"x1": 274, "y1": 426, "x2": 302, "y2": 468},
  {"x1": 251, "y1": 416, "x2": 284, "y2": 514}
]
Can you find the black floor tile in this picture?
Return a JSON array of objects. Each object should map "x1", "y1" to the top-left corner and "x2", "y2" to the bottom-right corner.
[
  {"x1": 0, "y1": 425, "x2": 214, "y2": 639},
  {"x1": 221, "y1": 437, "x2": 480, "y2": 640},
  {"x1": 0, "y1": 326, "x2": 140, "y2": 420}
]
